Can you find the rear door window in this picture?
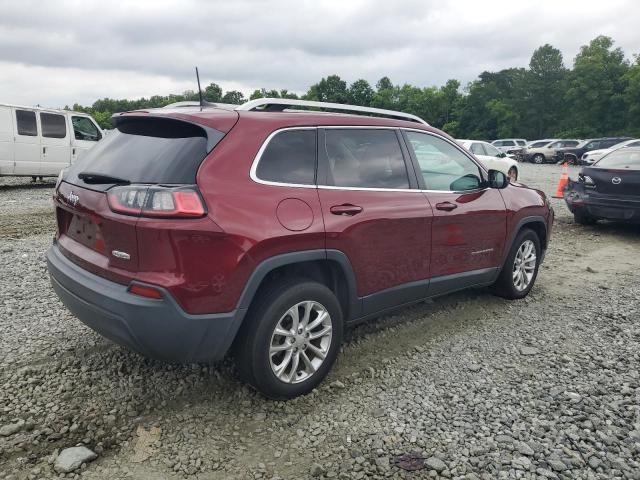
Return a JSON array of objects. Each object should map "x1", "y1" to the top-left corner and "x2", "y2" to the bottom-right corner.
[
  {"x1": 41, "y1": 113, "x2": 67, "y2": 138},
  {"x1": 256, "y1": 129, "x2": 316, "y2": 185},
  {"x1": 503, "y1": 140, "x2": 515, "y2": 146},
  {"x1": 16, "y1": 110, "x2": 37, "y2": 136},
  {"x1": 321, "y1": 129, "x2": 409, "y2": 189},
  {"x1": 470, "y1": 143, "x2": 485, "y2": 155}
]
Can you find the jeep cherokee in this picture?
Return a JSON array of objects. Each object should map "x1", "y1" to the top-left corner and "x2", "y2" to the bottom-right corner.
[{"x1": 46, "y1": 98, "x2": 554, "y2": 399}]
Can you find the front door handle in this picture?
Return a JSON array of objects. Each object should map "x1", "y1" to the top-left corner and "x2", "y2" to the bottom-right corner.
[
  {"x1": 330, "y1": 204, "x2": 363, "y2": 216},
  {"x1": 435, "y1": 202, "x2": 457, "y2": 212}
]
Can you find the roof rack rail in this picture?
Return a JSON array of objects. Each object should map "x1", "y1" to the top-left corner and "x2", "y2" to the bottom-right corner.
[
  {"x1": 235, "y1": 98, "x2": 429, "y2": 125},
  {"x1": 163, "y1": 101, "x2": 238, "y2": 109}
]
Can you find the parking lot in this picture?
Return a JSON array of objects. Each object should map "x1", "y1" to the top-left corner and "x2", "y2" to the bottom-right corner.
[{"x1": 1, "y1": 163, "x2": 639, "y2": 479}]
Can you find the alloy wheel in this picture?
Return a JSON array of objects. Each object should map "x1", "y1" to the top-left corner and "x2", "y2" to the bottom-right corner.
[
  {"x1": 512, "y1": 240, "x2": 537, "y2": 291},
  {"x1": 269, "y1": 301, "x2": 332, "y2": 384}
]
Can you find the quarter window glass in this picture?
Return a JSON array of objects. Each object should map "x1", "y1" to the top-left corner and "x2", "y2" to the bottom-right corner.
[
  {"x1": 406, "y1": 132, "x2": 483, "y2": 191},
  {"x1": 41, "y1": 113, "x2": 67, "y2": 138},
  {"x1": 323, "y1": 129, "x2": 409, "y2": 189},
  {"x1": 16, "y1": 110, "x2": 37, "y2": 136},
  {"x1": 256, "y1": 129, "x2": 316, "y2": 185},
  {"x1": 72, "y1": 116, "x2": 101, "y2": 141}
]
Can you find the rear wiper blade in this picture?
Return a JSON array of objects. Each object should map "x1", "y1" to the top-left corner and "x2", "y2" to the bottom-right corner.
[{"x1": 78, "y1": 172, "x2": 131, "y2": 185}]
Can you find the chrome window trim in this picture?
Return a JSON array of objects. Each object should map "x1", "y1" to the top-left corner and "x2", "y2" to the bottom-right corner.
[{"x1": 249, "y1": 125, "x2": 489, "y2": 194}]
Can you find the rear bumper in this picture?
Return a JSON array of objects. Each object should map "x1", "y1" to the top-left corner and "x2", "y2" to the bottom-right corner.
[
  {"x1": 565, "y1": 189, "x2": 640, "y2": 221},
  {"x1": 46, "y1": 242, "x2": 246, "y2": 363}
]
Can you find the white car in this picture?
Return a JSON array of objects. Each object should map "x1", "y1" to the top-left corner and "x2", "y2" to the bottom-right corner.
[
  {"x1": 581, "y1": 138, "x2": 640, "y2": 165},
  {"x1": 458, "y1": 139, "x2": 520, "y2": 182},
  {"x1": 0, "y1": 103, "x2": 103, "y2": 178}
]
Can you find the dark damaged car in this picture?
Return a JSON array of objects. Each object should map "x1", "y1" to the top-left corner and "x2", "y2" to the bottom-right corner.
[{"x1": 564, "y1": 146, "x2": 640, "y2": 224}]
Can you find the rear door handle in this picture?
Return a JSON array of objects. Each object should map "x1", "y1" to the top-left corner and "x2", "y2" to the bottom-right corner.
[
  {"x1": 435, "y1": 202, "x2": 457, "y2": 212},
  {"x1": 330, "y1": 204, "x2": 363, "y2": 216}
]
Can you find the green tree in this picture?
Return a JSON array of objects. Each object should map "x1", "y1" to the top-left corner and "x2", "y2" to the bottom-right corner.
[
  {"x1": 305, "y1": 75, "x2": 350, "y2": 103},
  {"x1": 348, "y1": 79, "x2": 374, "y2": 106},
  {"x1": 203, "y1": 83, "x2": 223, "y2": 102},
  {"x1": 565, "y1": 36, "x2": 629, "y2": 136},
  {"x1": 526, "y1": 44, "x2": 567, "y2": 138}
]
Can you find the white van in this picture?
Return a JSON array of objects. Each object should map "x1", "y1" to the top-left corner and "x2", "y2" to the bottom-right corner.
[{"x1": 0, "y1": 104, "x2": 104, "y2": 178}]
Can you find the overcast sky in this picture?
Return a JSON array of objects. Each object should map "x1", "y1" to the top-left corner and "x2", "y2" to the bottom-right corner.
[{"x1": 1, "y1": 0, "x2": 639, "y2": 108}]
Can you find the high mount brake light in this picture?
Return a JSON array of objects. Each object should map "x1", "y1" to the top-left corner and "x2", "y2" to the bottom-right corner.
[{"x1": 107, "y1": 186, "x2": 206, "y2": 218}]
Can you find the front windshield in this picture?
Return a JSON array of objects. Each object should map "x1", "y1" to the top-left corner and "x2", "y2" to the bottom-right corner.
[{"x1": 595, "y1": 148, "x2": 640, "y2": 170}]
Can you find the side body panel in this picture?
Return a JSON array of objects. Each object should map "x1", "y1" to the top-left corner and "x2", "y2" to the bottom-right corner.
[{"x1": 0, "y1": 106, "x2": 13, "y2": 175}]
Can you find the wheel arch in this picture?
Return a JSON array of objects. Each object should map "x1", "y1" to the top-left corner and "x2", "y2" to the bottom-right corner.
[
  {"x1": 502, "y1": 216, "x2": 548, "y2": 265},
  {"x1": 236, "y1": 250, "x2": 360, "y2": 324}
]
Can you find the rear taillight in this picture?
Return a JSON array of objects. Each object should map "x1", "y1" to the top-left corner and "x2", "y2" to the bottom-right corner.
[{"x1": 107, "y1": 185, "x2": 206, "y2": 218}]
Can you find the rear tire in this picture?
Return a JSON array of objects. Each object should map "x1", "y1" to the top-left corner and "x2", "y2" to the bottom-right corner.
[
  {"x1": 574, "y1": 210, "x2": 596, "y2": 225},
  {"x1": 492, "y1": 229, "x2": 541, "y2": 300},
  {"x1": 234, "y1": 278, "x2": 343, "y2": 400}
]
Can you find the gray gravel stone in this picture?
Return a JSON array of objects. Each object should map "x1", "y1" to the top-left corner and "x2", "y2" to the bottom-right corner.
[
  {"x1": 54, "y1": 446, "x2": 97, "y2": 473},
  {"x1": 425, "y1": 457, "x2": 447, "y2": 472}
]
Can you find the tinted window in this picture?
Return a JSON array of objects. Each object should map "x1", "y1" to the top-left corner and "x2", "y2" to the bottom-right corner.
[
  {"x1": 627, "y1": 141, "x2": 640, "y2": 147},
  {"x1": 565, "y1": 140, "x2": 579, "y2": 147},
  {"x1": 503, "y1": 140, "x2": 515, "y2": 146},
  {"x1": 256, "y1": 129, "x2": 316, "y2": 185},
  {"x1": 323, "y1": 129, "x2": 409, "y2": 189},
  {"x1": 517, "y1": 140, "x2": 526, "y2": 146},
  {"x1": 470, "y1": 143, "x2": 485, "y2": 155},
  {"x1": 72, "y1": 116, "x2": 101, "y2": 141},
  {"x1": 66, "y1": 117, "x2": 220, "y2": 186},
  {"x1": 16, "y1": 110, "x2": 37, "y2": 136},
  {"x1": 585, "y1": 141, "x2": 601, "y2": 150},
  {"x1": 549, "y1": 141, "x2": 562, "y2": 148},
  {"x1": 406, "y1": 131, "x2": 483, "y2": 191},
  {"x1": 493, "y1": 141, "x2": 503, "y2": 146},
  {"x1": 41, "y1": 113, "x2": 67, "y2": 138}
]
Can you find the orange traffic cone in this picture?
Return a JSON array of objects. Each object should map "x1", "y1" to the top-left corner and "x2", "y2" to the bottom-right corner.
[{"x1": 553, "y1": 162, "x2": 569, "y2": 198}]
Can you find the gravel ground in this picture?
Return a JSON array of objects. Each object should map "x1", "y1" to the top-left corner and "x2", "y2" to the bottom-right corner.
[{"x1": 1, "y1": 165, "x2": 639, "y2": 480}]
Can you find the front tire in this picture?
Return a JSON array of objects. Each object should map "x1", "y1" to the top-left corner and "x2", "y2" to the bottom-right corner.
[
  {"x1": 532, "y1": 154, "x2": 545, "y2": 164},
  {"x1": 234, "y1": 278, "x2": 343, "y2": 400},
  {"x1": 492, "y1": 229, "x2": 541, "y2": 300}
]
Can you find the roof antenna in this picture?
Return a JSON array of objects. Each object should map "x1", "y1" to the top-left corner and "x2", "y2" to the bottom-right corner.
[{"x1": 195, "y1": 66, "x2": 204, "y2": 111}]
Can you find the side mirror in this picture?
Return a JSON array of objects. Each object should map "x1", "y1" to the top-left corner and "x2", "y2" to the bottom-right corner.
[
  {"x1": 488, "y1": 169, "x2": 509, "y2": 189},
  {"x1": 498, "y1": 152, "x2": 506, "y2": 158}
]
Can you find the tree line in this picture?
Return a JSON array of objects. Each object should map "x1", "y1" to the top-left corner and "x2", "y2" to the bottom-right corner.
[{"x1": 71, "y1": 36, "x2": 640, "y2": 140}]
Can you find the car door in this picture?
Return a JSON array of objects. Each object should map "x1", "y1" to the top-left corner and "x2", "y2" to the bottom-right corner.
[
  {"x1": 70, "y1": 115, "x2": 102, "y2": 163},
  {"x1": 316, "y1": 127, "x2": 433, "y2": 316},
  {"x1": 402, "y1": 130, "x2": 507, "y2": 296},
  {"x1": 12, "y1": 108, "x2": 41, "y2": 175},
  {"x1": 39, "y1": 111, "x2": 71, "y2": 175},
  {"x1": 0, "y1": 106, "x2": 13, "y2": 175}
]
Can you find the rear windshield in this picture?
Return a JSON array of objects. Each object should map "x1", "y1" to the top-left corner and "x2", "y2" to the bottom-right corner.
[
  {"x1": 595, "y1": 148, "x2": 640, "y2": 170},
  {"x1": 66, "y1": 116, "x2": 223, "y2": 186}
]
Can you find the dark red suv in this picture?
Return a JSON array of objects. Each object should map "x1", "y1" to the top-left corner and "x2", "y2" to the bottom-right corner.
[{"x1": 46, "y1": 99, "x2": 553, "y2": 399}]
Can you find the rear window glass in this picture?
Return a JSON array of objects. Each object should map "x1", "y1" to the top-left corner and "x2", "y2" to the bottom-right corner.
[
  {"x1": 41, "y1": 113, "x2": 67, "y2": 138},
  {"x1": 67, "y1": 117, "x2": 223, "y2": 185},
  {"x1": 595, "y1": 149, "x2": 640, "y2": 170},
  {"x1": 256, "y1": 129, "x2": 316, "y2": 185},
  {"x1": 16, "y1": 110, "x2": 37, "y2": 136}
]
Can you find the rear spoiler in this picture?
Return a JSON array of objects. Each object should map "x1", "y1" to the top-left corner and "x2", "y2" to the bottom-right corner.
[{"x1": 111, "y1": 114, "x2": 224, "y2": 153}]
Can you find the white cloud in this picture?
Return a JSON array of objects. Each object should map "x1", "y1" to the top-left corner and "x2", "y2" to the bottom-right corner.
[{"x1": 0, "y1": 0, "x2": 638, "y2": 107}]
